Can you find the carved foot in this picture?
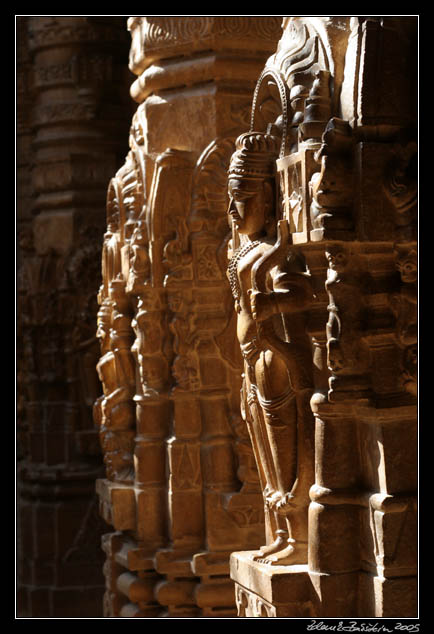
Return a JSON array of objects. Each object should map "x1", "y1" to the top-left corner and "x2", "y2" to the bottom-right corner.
[
  {"x1": 257, "y1": 540, "x2": 307, "y2": 566},
  {"x1": 250, "y1": 529, "x2": 287, "y2": 561}
]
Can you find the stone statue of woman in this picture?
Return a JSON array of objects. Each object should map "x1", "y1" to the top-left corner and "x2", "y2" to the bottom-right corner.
[{"x1": 227, "y1": 132, "x2": 314, "y2": 564}]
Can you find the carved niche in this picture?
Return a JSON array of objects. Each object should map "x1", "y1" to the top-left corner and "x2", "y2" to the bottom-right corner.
[
  {"x1": 225, "y1": 77, "x2": 317, "y2": 564},
  {"x1": 223, "y1": 17, "x2": 356, "y2": 574}
]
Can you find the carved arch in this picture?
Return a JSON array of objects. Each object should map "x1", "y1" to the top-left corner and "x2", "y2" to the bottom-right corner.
[
  {"x1": 254, "y1": 17, "x2": 338, "y2": 155},
  {"x1": 250, "y1": 67, "x2": 289, "y2": 158},
  {"x1": 106, "y1": 177, "x2": 121, "y2": 233}
]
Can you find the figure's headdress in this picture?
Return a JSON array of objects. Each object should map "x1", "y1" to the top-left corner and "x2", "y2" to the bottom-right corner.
[{"x1": 228, "y1": 132, "x2": 280, "y2": 180}]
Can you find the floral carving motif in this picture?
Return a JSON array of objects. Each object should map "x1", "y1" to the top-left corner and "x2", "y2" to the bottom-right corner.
[
  {"x1": 142, "y1": 16, "x2": 212, "y2": 49},
  {"x1": 195, "y1": 245, "x2": 222, "y2": 281},
  {"x1": 139, "y1": 16, "x2": 282, "y2": 51}
]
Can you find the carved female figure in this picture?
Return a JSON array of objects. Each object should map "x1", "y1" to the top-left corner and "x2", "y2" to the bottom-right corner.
[
  {"x1": 94, "y1": 290, "x2": 135, "y2": 482},
  {"x1": 227, "y1": 132, "x2": 314, "y2": 564}
]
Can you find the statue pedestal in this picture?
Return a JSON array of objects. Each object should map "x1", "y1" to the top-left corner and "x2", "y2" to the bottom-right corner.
[{"x1": 230, "y1": 551, "x2": 314, "y2": 617}]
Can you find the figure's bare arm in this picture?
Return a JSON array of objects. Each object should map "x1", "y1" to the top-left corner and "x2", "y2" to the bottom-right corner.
[
  {"x1": 250, "y1": 262, "x2": 312, "y2": 322},
  {"x1": 103, "y1": 386, "x2": 131, "y2": 413}
]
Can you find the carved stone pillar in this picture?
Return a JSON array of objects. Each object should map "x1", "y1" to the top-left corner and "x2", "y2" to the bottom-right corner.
[
  {"x1": 95, "y1": 16, "x2": 283, "y2": 617},
  {"x1": 16, "y1": 17, "x2": 133, "y2": 617},
  {"x1": 228, "y1": 16, "x2": 417, "y2": 618},
  {"x1": 17, "y1": 15, "x2": 33, "y2": 464}
]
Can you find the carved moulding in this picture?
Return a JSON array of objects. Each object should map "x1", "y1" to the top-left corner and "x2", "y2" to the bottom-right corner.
[
  {"x1": 95, "y1": 152, "x2": 142, "y2": 485},
  {"x1": 127, "y1": 16, "x2": 283, "y2": 102},
  {"x1": 306, "y1": 18, "x2": 417, "y2": 619},
  {"x1": 323, "y1": 242, "x2": 371, "y2": 401},
  {"x1": 305, "y1": 236, "x2": 417, "y2": 617},
  {"x1": 254, "y1": 18, "x2": 419, "y2": 249},
  {"x1": 234, "y1": 553, "x2": 315, "y2": 617},
  {"x1": 309, "y1": 396, "x2": 417, "y2": 617},
  {"x1": 305, "y1": 235, "x2": 416, "y2": 616},
  {"x1": 94, "y1": 120, "x2": 166, "y2": 615}
]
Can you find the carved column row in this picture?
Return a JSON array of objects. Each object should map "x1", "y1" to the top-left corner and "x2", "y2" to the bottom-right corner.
[
  {"x1": 16, "y1": 17, "x2": 133, "y2": 617},
  {"x1": 95, "y1": 16, "x2": 283, "y2": 617}
]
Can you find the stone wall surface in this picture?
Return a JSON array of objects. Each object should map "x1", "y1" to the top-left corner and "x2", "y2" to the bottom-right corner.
[
  {"x1": 17, "y1": 15, "x2": 417, "y2": 619},
  {"x1": 16, "y1": 16, "x2": 134, "y2": 617}
]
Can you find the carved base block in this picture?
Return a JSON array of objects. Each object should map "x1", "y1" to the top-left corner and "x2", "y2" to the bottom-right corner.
[
  {"x1": 231, "y1": 551, "x2": 418, "y2": 618},
  {"x1": 230, "y1": 551, "x2": 314, "y2": 617},
  {"x1": 358, "y1": 572, "x2": 418, "y2": 618}
]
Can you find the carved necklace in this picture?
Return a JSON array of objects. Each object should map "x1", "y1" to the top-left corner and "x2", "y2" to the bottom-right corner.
[{"x1": 228, "y1": 240, "x2": 261, "y2": 311}]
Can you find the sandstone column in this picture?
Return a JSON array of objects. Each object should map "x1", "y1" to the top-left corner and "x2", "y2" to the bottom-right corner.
[
  {"x1": 17, "y1": 16, "x2": 133, "y2": 617},
  {"x1": 228, "y1": 16, "x2": 417, "y2": 618},
  {"x1": 95, "y1": 16, "x2": 283, "y2": 617}
]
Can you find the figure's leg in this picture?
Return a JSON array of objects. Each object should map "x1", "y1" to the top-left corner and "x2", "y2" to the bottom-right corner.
[
  {"x1": 257, "y1": 515, "x2": 306, "y2": 565},
  {"x1": 243, "y1": 374, "x2": 278, "y2": 499},
  {"x1": 251, "y1": 527, "x2": 289, "y2": 560},
  {"x1": 245, "y1": 388, "x2": 282, "y2": 552},
  {"x1": 257, "y1": 389, "x2": 314, "y2": 565},
  {"x1": 241, "y1": 370, "x2": 281, "y2": 553},
  {"x1": 252, "y1": 351, "x2": 310, "y2": 565},
  {"x1": 253, "y1": 399, "x2": 303, "y2": 565}
]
